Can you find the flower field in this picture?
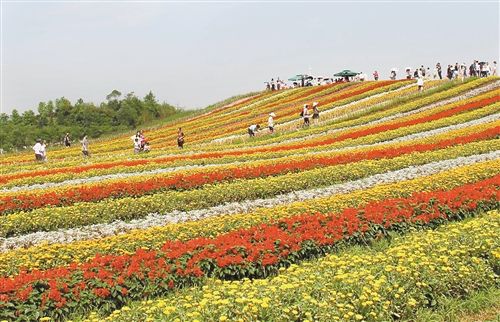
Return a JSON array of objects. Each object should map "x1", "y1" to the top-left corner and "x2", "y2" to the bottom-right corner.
[{"x1": 0, "y1": 77, "x2": 499, "y2": 321}]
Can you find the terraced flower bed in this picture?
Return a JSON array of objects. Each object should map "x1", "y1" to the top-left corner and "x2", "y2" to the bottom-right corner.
[{"x1": 0, "y1": 77, "x2": 498, "y2": 321}]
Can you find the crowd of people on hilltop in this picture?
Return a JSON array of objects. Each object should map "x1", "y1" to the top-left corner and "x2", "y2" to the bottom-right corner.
[
  {"x1": 387, "y1": 60, "x2": 497, "y2": 81},
  {"x1": 265, "y1": 78, "x2": 288, "y2": 91}
]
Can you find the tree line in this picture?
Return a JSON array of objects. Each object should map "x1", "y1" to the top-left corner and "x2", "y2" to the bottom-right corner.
[{"x1": 0, "y1": 90, "x2": 179, "y2": 152}]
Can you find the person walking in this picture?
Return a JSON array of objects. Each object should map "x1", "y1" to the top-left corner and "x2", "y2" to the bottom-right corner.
[
  {"x1": 248, "y1": 124, "x2": 260, "y2": 137},
  {"x1": 268, "y1": 113, "x2": 275, "y2": 133},
  {"x1": 177, "y1": 127, "x2": 185, "y2": 149},
  {"x1": 436, "y1": 63, "x2": 442, "y2": 79},
  {"x1": 302, "y1": 104, "x2": 310, "y2": 127},
  {"x1": 493, "y1": 61, "x2": 497, "y2": 76},
  {"x1": 40, "y1": 140, "x2": 47, "y2": 161},
  {"x1": 63, "y1": 133, "x2": 71, "y2": 147},
  {"x1": 33, "y1": 139, "x2": 43, "y2": 161},
  {"x1": 373, "y1": 70, "x2": 379, "y2": 80},
  {"x1": 417, "y1": 77, "x2": 424, "y2": 92},
  {"x1": 312, "y1": 102, "x2": 320, "y2": 125},
  {"x1": 474, "y1": 60, "x2": 480, "y2": 77},
  {"x1": 81, "y1": 135, "x2": 90, "y2": 158},
  {"x1": 459, "y1": 64, "x2": 466, "y2": 82}
]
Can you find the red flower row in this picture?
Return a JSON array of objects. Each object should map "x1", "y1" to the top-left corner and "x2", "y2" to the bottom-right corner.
[
  {"x1": 0, "y1": 174, "x2": 498, "y2": 320},
  {"x1": 1, "y1": 122, "x2": 498, "y2": 214}
]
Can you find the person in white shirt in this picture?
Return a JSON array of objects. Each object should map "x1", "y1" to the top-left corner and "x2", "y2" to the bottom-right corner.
[
  {"x1": 40, "y1": 140, "x2": 47, "y2": 161},
  {"x1": 33, "y1": 139, "x2": 43, "y2": 161},
  {"x1": 417, "y1": 77, "x2": 424, "y2": 92},
  {"x1": 248, "y1": 124, "x2": 260, "y2": 137},
  {"x1": 268, "y1": 113, "x2": 275, "y2": 133},
  {"x1": 493, "y1": 61, "x2": 497, "y2": 76},
  {"x1": 133, "y1": 137, "x2": 141, "y2": 154},
  {"x1": 81, "y1": 135, "x2": 90, "y2": 157}
]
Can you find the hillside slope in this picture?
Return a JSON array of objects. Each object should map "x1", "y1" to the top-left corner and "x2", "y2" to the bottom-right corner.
[{"x1": 0, "y1": 77, "x2": 499, "y2": 321}]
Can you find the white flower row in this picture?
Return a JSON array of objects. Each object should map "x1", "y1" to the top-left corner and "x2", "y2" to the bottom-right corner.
[
  {"x1": 3, "y1": 111, "x2": 498, "y2": 193},
  {"x1": 1, "y1": 150, "x2": 498, "y2": 252}
]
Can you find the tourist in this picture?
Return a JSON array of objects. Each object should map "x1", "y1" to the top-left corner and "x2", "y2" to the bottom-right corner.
[
  {"x1": 426, "y1": 67, "x2": 432, "y2": 80},
  {"x1": 302, "y1": 104, "x2": 310, "y2": 127},
  {"x1": 134, "y1": 137, "x2": 141, "y2": 154},
  {"x1": 177, "y1": 127, "x2": 185, "y2": 148},
  {"x1": 33, "y1": 139, "x2": 43, "y2": 161},
  {"x1": 373, "y1": 70, "x2": 379, "y2": 80},
  {"x1": 493, "y1": 61, "x2": 497, "y2": 76},
  {"x1": 436, "y1": 62, "x2": 442, "y2": 79},
  {"x1": 139, "y1": 130, "x2": 146, "y2": 150},
  {"x1": 81, "y1": 135, "x2": 90, "y2": 158},
  {"x1": 248, "y1": 124, "x2": 260, "y2": 137},
  {"x1": 459, "y1": 64, "x2": 466, "y2": 82},
  {"x1": 446, "y1": 65, "x2": 453, "y2": 80},
  {"x1": 40, "y1": 140, "x2": 47, "y2": 161},
  {"x1": 268, "y1": 113, "x2": 275, "y2": 133},
  {"x1": 312, "y1": 102, "x2": 320, "y2": 125},
  {"x1": 390, "y1": 70, "x2": 396, "y2": 80},
  {"x1": 417, "y1": 77, "x2": 424, "y2": 92},
  {"x1": 63, "y1": 133, "x2": 71, "y2": 147}
]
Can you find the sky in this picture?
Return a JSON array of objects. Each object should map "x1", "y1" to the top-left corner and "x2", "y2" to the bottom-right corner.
[{"x1": 1, "y1": 1, "x2": 499, "y2": 114}]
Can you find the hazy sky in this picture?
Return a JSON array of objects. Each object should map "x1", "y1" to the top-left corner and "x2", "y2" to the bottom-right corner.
[{"x1": 1, "y1": 1, "x2": 499, "y2": 114}]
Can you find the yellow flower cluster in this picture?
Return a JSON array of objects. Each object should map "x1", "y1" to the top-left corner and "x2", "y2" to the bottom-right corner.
[{"x1": 101, "y1": 210, "x2": 500, "y2": 322}]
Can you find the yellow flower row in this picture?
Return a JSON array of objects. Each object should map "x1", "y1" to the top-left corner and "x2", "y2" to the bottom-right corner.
[
  {"x1": 0, "y1": 157, "x2": 497, "y2": 275},
  {"x1": 98, "y1": 210, "x2": 500, "y2": 322}
]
